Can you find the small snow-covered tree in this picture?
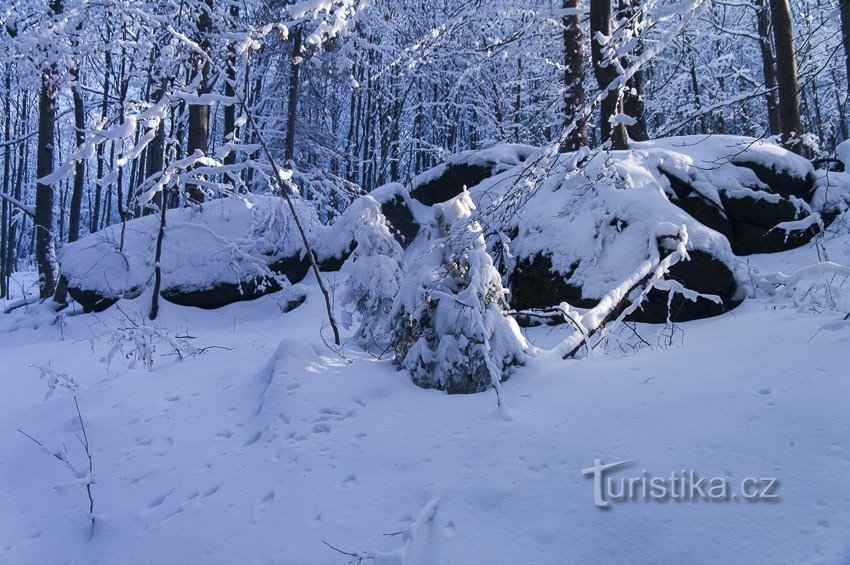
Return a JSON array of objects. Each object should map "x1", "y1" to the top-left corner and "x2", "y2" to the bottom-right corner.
[
  {"x1": 390, "y1": 191, "x2": 527, "y2": 397},
  {"x1": 341, "y1": 196, "x2": 404, "y2": 351}
]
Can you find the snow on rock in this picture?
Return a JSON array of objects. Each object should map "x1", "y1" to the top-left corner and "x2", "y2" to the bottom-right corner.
[
  {"x1": 636, "y1": 136, "x2": 821, "y2": 255},
  {"x1": 59, "y1": 195, "x2": 321, "y2": 312},
  {"x1": 466, "y1": 145, "x2": 751, "y2": 323},
  {"x1": 409, "y1": 143, "x2": 534, "y2": 206}
]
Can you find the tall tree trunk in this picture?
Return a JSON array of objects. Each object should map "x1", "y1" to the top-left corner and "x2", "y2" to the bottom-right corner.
[
  {"x1": 284, "y1": 25, "x2": 303, "y2": 164},
  {"x1": 590, "y1": 0, "x2": 629, "y2": 149},
  {"x1": 185, "y1": 0, "x2": 213, "y2": 202},
  {"x1": 618, "y1": 0, "x2": 648, "y2": 141},
  {"x1": 67, "y1": 69, "x2": 85, "y2": 244},
  {"x1": 53, "y1": 66, "x2": 87, "y2": 305},
  {"x1": 35, "y1": 0, "x2": 63, "y2": 299},
  {"x1": 755, "y1": 0, "x2": 781, "y2": 135},
  {"x1": 7, "y1": 91, "x2": 27, "y2": 292},
  {"x1": 769, "y1": 0, "x2": 806, "y2": 154},
  {"x1": 561, "y1": 0, "x2": 587, "y2": 151},
  {"x1": 1, "y1": 58, "x2": 11, "y2": 298},
  {"x1": 840, "y1": 0, "x2": 850, "y2": 139},
  {"x1": 91, "y1": 44, "x2": 111, "y2": 233},
  {"x1": 223, "y1": 5, "x2": 239, "y2": 180}
]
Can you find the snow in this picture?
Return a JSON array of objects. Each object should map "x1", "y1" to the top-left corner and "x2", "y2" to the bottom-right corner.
[
  {"x1": 468, "y1": 146, "x2": 748, "y2": 302},
  {"x1": 59, "y1": 195, "x2": 321, "y2": 300},
  {"x1": 2, "y1": 230, "x2": 850, "y2": 562},
  {"x1": 409, "y1": 143, "x2": 535, "y2": 193}
]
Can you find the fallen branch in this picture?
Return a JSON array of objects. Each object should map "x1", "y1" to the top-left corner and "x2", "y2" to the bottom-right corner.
[{"x1": 559, "y1": 224, "x2": 713, "y2": 359}]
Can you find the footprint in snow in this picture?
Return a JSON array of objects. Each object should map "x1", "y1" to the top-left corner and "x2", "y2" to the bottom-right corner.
[
  {"x1": 147, "y1": 488, "x2": 175, "y2": 509},
  {"x1": 338, "y1": 474, "x2": 357, "y2": 490}
]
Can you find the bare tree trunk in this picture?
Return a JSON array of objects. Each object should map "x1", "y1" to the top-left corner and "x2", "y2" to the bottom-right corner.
[
  {"x1": 68, "y1": 70, "x2": 85, "y2": 244},
  {"x1": 1, "y1": 57, "x2": 11, "y2": 298},
  {"x1": 223, "y1": 5, "x2": 239, "y2": 180},
  {"x1": 561, "y1": 0, "x2": 587, "y2": 151},
  {"x1": 769, "y1": 0, "x2": 806, "y2": 154},
  {"x1": 53, "y1": 65, "x2": 87, "y2": 306},
  {"x1": 185, "y1": 0, "x2": 213, "y2": 203},
  {"x1": 149, "y1": 186, "x2": 167, "y2": 320},
  {"x1": 590, "y1": 0, "x2": 629, "y2": 149},
  {"x1": 284, "y1": 25, "x2": 303, "y2": 164},
  {"x1": 91, "y1": 42, "x2": 111, "y2": 233},
  {"x1": 618, "y1": 0, "x2": 648, "y2": 141},
  {"x1": 841, "y1": 0, "x2": 850, "y2": 136},
  {"x1": 7, "y1": 92, "x2": 27, "y2": 292},
  {"x1": 755, "y1": 0, "x2": 781, "y2": 135},
  {"x1": 34, "y1": 0, "x2": 63, "y2": 299}
]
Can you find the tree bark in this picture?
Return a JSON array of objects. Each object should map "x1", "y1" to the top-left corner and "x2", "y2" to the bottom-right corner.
[
  {"x1": 185, "y1": 0, "x2": 213, "y2": 202},
  {"x1": 755, "y1": 0, "x2": 781, "y2": 135},
  {"x1": 561, "y1": 0, "x2": 587, "y2": 151},
  {"x1": 34, "y1": 0, "x2": 63, "y2": 299},
  {"x1": 590, "y1": 0, "x2": 629, "y2": 149},
  {"x1": 68, "y1": 69, "x2": 85, "y2": 244},
  {"x1": 223, "y1": 5, "x2": 239, "y2": 179},
  {"x1": 284, "y1": 25, "x2": 303, "y2": 164},
  {"x1": 618, "y1": 0, "x2": 648, "y2": 141},
  {"x1": 91, "y1": 42, "x2": 111, "y2": 233},
  {"x1": 841, "y1": 0, "x2": 850, "y2": 109},
  {"x1": 1, "y1": 56, "x2": 11, "y2": 298},
  {"x1": 769, "y1": 0, "x2": 805, "y2": 154}
]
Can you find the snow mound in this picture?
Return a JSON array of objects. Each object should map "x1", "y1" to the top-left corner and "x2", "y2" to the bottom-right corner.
[
  {"x1": 60, "y1": 195, "x2": 320, "y2": 312},
  {"x1": 637, "y1": 136, "x2": 821, "y2": 255},
  {"x1": 467, "y1": 145, "x2": 751, "y2": 323}
]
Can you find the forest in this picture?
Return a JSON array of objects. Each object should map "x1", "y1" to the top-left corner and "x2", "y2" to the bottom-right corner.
[{"x1": 1, "y1": 0, "x2": 850, "y2": 563}]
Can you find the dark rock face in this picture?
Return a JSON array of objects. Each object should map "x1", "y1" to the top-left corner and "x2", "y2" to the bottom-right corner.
[
  {"x1": 381, "y1": 195, "x2": 420, "y2": 247},
  {"x1": 269, "y1": 253, "x2": 311, "y2": 284},
  {"x1": 65, "y1": 278, "x2": 121, "y2": 313},
  {"x1": 636, "y1": 250, "x2": 741, "y2": 323},
  {"x1": 161, "y1": 277, "x2": 284, "y2": 309},
  {"x1": 660, "y1": 169, "x2": 818, "y2": 255},
  {"x1": 410, "y1": 163, "x2": 493, "y2": 206},
  {"x1": 161, "y1": 276, "x2": 307, "y2": 311},
  {"x1": 69, "y1": 253, "x2": 313, "y2": 312},
  {"x1": 719, "y1": 193, "x2": 818, "y2": 254},
  {"x1": 733, "y1": 159, "x2": 816, "y2": 200},
  {"x1": 509, "y1": 254, "x2": 594, "y2": 312},
  {"x1": 316, "y1": 241, "x2": 357, "y2": 272},
  {"x1": 507, "y1": 250, "x2": 741, "y2": 326}
]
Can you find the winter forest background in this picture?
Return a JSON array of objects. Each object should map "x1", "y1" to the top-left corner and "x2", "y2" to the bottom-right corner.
[
  {"x1": 2, "y1": 0, "x2": 850, "y2": 562},
  {"x1": 0, "y1": 0, "x2": 848, "y2": 298}
]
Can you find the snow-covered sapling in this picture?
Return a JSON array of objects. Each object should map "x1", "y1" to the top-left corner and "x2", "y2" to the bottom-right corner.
[
  {"x1": 18, "y1": 391, "x2": 95, "y2": 534},
  {"x1": 341, "y1": 196, "x2": 404, "y2": 351},
  {"x1": 389, "y1": 192, "x2": 527, "y2": 399}
]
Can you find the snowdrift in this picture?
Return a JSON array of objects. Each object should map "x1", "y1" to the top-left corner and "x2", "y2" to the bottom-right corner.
[{"x1": 60, "y1": 195, "x2": 321, "y2": 312}]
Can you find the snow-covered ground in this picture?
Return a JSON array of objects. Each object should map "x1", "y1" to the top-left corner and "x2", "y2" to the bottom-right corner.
[{"x1": 1, "y1": 235, "x2": 849, "y2": 564}]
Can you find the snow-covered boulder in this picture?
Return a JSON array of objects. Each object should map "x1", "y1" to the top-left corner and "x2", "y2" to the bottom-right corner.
[
  {"x1": 408, "y1": 144, "x2": 534, "y2": 206},
  {"x1": 60, "y1": 195, "x2": 320, "y2": 312},
  {"x1": 468, "y1": 145, "x2": 751, "y2": 323},
  {"x1": 640, "y1": 136, "x2": 820, "y2": 255}
]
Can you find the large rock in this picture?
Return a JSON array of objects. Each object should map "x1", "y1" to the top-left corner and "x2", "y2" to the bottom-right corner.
[
  {"x1": 409, "y1": 144, "x2": 534, "y2": 206},
  {"x1": 659, "y1": 167, "x2": 819, "y2": 255},
  {"x1": 60, "y1": 195, "x2": 320, "y2": 312},
  {"x1": 645, "y1": 136, "x2": 821, "y2": 255},
  {"x1": 467, "y1": 143, "x2": 752, "y2": 325}
]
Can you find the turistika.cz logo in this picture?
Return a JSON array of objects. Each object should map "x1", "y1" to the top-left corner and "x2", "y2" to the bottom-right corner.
[{"x1": 582, "y1": 459, "x2": 780, "y2": 508}]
